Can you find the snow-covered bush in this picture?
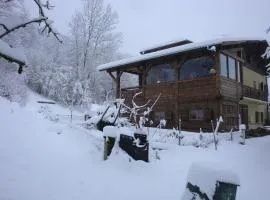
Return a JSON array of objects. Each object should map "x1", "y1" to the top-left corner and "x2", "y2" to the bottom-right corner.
[
  {"x1": 0, "y1": 63, "x2": 28, "y2": 105},
  {"x1": 37, "y1": 105, "x2": 59, "y2": 122}
]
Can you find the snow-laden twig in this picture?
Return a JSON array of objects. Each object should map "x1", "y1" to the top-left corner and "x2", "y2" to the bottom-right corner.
[
  {"x1": 0, "y1": 0, "x2": 62, "y2": 43},
  {"x1": 33, "y1": 0, "x2": 62, "y2": 42},
  {"x1": 0, "y1": 17, "x2": 47, "y2": 39}
]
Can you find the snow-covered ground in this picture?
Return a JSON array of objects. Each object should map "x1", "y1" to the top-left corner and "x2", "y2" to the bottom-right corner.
[{"x1": 1, "y1": 93, "x2": 270, "y2": 200}]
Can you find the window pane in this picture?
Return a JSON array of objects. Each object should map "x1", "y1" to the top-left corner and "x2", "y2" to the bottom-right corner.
[
  {"x1": 189, "y1": 109, "x2": 204, "y2": 120},
  {"x1": 237, "y1": 61, "x2": 241, "y2": 82},
  {"x1": 180, "y1": 56, "x2": 215, "y2": 80},
  {"x1": 220, "y1": 54, "x2": 227, "y2": 77},
  {"x1": 228, "y1": 57, "x2": 236, "y2": 80},
  {"x1": 255, "y1": 111, "x2": 259, "y2": 123},
  {"x1": 147, "y1": 64, "x2": 176, "y2": 84}
]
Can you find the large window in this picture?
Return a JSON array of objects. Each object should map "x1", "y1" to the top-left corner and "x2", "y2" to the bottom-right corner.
[
  {"x1": 237, "y1": 61, "x2": 241, "y2": 83},
  {"x1": 189, "y1": 109, "x2": 204, "y2": 120},
  {"x1": 220, "y1": 54, "x2": 228, "y2": 77},
  {"x1": 147, "y1": 64, "x2": 175, "y2": 84},
  {"x1": 228, "y1": 57, "x2": 236, "y2": 80},
  {"x1": 220, "y1": 53, "x2": 238, "y2": 81},
  {"x1": 180, "y1": 56, "x2": 215, "y2": 80}
]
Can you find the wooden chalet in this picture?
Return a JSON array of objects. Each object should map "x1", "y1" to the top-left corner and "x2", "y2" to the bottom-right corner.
[{"x1": 97, "y1": 37, "x2": 269, "y2": 131}]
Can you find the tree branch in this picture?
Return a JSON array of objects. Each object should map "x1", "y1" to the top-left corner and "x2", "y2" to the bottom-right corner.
[
  {"x1": 0, "y1": 17, "x2": 47, "y2": 39},
  {"x1": 0, "y1": 0, "x2": 62, "y2": 43},
  {"x1": 33, "y1": 0, "x2": 62, "y2": 43}
]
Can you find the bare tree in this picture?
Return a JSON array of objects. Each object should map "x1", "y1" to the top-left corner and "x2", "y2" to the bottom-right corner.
[
  {"x1": 121, "y1": 92, "x2": 161, "y2": 128},
  {"x1": 68, "y1": 0, "x2": 121, "y2": 103}
]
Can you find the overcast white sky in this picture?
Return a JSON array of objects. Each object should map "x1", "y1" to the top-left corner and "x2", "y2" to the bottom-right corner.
[{"x1": 26, "y1": 0, "x2": 270, "y2": 56}]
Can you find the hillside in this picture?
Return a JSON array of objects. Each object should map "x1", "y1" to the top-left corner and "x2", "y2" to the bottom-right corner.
[{"x1": 1, "y1": 93, "x2": 270, "y2": 200}]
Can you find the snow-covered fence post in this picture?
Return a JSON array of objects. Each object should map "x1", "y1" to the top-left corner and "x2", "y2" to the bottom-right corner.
[
  {"x1": 178, "y1": 118, "x2": 182, "y2": 145},
  {"x1": 239, "y1": 124, "x2": 246, "y2": 145},
  {"x1": 230, "y1": 128, "x2": 234, "y2": 141},
  {"x1": 103, "y1": 126, "x2": 118, "y2": 160},
  {"x1": 213, "y1": 116, "x2": 223, "y2": 150},
  {"x1": 211, "y1": 120, "x2": 217, "y2": 150}
]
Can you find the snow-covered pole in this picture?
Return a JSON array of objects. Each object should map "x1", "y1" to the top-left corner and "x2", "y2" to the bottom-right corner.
[
  {"x1": 230, "y1": 128, "x2": 233, "y2": 141},
  {"x1": 178, "y1": 118, "x2": 182, "y2": 145},
  {"x1": 213, "y1": 116, "x2": 223, "y2": 150},
  {"x1": 239, "y1": 124, "x2": 246, "y2": 145},
  {"x1": 211, "y1": 120, "x2": 217, "y2": 150}
]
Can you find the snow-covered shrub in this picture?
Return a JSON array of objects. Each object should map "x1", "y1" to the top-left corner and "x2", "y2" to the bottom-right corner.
[
  {"x1": 37, "y1": 105, "x2": 59, "y2": 122},
  {"x1": 0, "y1": 63, "x2": 28, "y2": 105}
]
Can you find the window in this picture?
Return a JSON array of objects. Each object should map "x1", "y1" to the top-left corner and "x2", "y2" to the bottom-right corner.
[
  {"x1": 220, "y1": 54, "x2": 228, "y2": 77},
  {"x1": 260, "y1": 82, "x2": 264, "y2": 92},
  {"x1": 155, "y1": 111, "x2": 165, "y2": 122},
  {"x1": 255, "y1": 111, "x2": 259, "y2": 123},
  {"x1": 189, "y1": 109, "x2": 204, "y2": 120},
  {"x1": 261, "y1": 112, "x2": 264, "y2": 123},
  {"x1": 180, "y1": 56, "x2": 215, "y2": 80},
  {"x1": 220, "y1": 54, "x2": 240, "y2": 81},
  {"x1": 147, "y1": 64, "x2": 175, "y2": 84},
  {"x1": 228, "y1": 57, "x2": 236, "y2": 80},
  {"x1": 237, "y1": 61, "x2": 241, "y2": 83}
]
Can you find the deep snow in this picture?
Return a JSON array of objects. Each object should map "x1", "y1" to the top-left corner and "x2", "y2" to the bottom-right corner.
[{"x1": 1, "y1": 93, "x2": 270, "y2": 200}]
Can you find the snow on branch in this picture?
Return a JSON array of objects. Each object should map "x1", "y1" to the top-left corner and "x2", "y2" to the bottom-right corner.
[
  {"x1": 33, "y1": 0, "x2": 62, "y2": 43},
  {"x1": 0, "y1": 0, "x2": 62, "y2": 43},
  {"x1": 0, "y1": 17, "x2": 47, "y2": 39},
  {"x1": 0, "y1": 39, "x2": 26, "y2": 73}
]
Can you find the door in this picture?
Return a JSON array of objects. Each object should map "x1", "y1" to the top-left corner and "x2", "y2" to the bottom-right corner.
[{"x1": 240, "y1": 104, "x2": 248, "y2": 128}]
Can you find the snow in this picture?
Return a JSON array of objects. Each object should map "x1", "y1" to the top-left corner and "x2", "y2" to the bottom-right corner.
[
  {"x1": 1, "y1": 92, "x2": 270, "y2": 200},
  {"x1": 239, "y1": 124, "x2": 246, "y2": 130},
  {"x1": 140, "y1": 38, "x2": 191, "y2": 53},
  {"x1": 185, "y1": 162, "x2": 240, "y2": 199},
  {"x1": 0, "y1": 39, "x2": 26, "y2": 63},
  {"x1": 97, "y1": 37, "x2": 266, "y2": 71},
  {"x1": 103, "y1": 126, "x2": 118, "y2": 137}
]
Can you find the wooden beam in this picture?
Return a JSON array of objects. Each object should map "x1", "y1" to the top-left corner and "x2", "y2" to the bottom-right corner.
[
  {"x1": 107, "y1": 71, "x2": 116, "y2": 82},
  {"x1": 116, "y1": 69, "x2": 122, "y2": 98},
  {"x1": 215, "y1": 48, "x2": 221, "y2": 118}
]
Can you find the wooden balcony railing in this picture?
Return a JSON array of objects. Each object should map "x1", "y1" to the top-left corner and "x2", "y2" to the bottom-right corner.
[
  {"x1": 121, "y1": 87, "x2": 142, "y2": 105},
  {"x1": 242, "y1": 85, "x2": 267, "y2": 101}
]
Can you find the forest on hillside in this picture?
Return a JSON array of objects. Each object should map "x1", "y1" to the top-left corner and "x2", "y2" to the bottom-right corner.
[{"x1": 0, "y1": 0, "x2": 136, "y2": 108}]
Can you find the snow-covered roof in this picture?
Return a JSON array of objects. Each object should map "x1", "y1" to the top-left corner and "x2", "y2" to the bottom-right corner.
[
  {"x1": 97, "y1": 37, "x2": 266, "y2": 71},
  {"x1": 140, "y1": 38, "x2": 191, "y2": 54},
  {"x1": 0, "y1": 39, "x2": 26, "y2": 64}
]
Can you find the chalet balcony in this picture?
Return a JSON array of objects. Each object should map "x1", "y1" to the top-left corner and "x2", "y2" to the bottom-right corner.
[{"x1": 242, "y1": 85, "x2": 267, "y2": 102}]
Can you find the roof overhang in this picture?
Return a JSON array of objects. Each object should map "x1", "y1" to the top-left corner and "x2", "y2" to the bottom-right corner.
[{"x1": 97, "y1": 37, "x2": 268, "y2": 72}]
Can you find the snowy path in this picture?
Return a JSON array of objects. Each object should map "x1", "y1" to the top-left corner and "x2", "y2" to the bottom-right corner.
[{"x1": 0, "y1": 96, "x2": 270, "y2": 200}]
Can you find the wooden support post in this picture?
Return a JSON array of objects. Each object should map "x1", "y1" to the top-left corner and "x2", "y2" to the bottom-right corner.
[
  {"x1": 215, "y1": 49, "x2": 221, "y2": 118},
  {"x1": 107, "y1": 71, "x2": 116, "y2": 82},
  {"x1": 116, "y1": 69, "x2": 122, "y2": 98},
  {"x1": 104, "y1": 137, "x2": 108, "y2": 160},
  {"x1": 107, "y1": 70, "x2": 122, "y2": 99}
]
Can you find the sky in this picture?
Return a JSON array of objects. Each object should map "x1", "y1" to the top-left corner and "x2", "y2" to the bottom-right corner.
[{"x1": 25, "y1": 0, "x2": 270, "y2": 56}]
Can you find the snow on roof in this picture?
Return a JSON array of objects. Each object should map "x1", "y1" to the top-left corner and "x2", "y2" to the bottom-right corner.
[
  {"x1": 0, "y1": 39, "x2": 26, "y2": 64},
  {"x1": 97, "y1": 37, "x2": 266, "y2": 71},
  {"x1": 186, "y1": 162, "x2": 240, "y2": 199},
  {"x1": 140, "y1": 38, "x2": 191, "y2": 53}
]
